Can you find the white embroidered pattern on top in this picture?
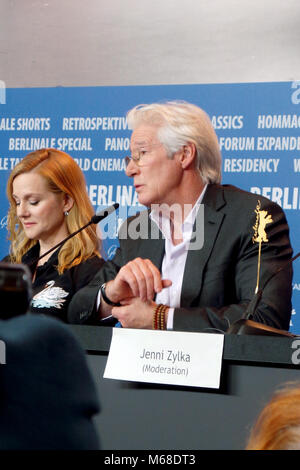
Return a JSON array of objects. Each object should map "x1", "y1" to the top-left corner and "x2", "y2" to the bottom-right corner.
[{"x1": 31, "y1": 280, "x2": 69, "y2": 309}]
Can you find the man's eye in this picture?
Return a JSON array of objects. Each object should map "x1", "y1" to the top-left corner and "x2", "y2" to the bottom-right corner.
[{"x1": 30, "y1": 201, "x2": 39, "y2": 205}]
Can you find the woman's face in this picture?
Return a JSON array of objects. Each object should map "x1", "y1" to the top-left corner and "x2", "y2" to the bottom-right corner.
[{"x1": 12, "y1": 172, "x2": 72, "y2": 246}]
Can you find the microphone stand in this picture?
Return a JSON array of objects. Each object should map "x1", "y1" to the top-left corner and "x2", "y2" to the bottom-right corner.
[
  {"x1": 227, "y1": 251, "x2": 300, "y2": 337},
  {"x1": 227, "y1": 317, "x2": 297, "y2": 337}
]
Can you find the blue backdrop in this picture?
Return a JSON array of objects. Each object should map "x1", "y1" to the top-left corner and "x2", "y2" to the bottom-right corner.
[{"x1": 0, "y1": 82, "x2": 299, "y2": 332}]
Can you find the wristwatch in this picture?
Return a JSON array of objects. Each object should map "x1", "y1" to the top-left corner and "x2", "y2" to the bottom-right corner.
[{"x1": 100, "y1": 283, "x2": 121, "y2": 307}]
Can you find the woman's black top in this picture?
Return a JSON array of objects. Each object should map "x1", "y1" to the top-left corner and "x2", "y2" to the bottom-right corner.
[{"x1": 21, "y1": 244, "x2": 104, "y2": 322}]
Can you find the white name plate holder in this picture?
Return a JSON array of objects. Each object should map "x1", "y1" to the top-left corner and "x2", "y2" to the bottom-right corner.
[{"x1": 104, "y1": 328, "x2": 224, "y2": 389}]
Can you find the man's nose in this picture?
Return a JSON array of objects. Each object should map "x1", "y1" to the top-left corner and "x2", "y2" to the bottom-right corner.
[{"x1": 125, "y1": 159, "x2": 140, "y2": 177}]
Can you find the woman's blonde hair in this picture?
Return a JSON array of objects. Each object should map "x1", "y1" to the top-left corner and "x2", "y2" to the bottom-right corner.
[
  {"x1": 246, "y1": 382, "x2": 300, "y2": 450},
  {"x1": 7, "y1": 148, "x2": 101, "y2": 273}
]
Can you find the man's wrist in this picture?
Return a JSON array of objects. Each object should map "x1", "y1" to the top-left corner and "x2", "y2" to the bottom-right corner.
[
  {"x1": 100, "y1": 283, "x2": 121, "y2": 307},
  {"x1": 152, "y1": 304, "x2": 169, "y2": 330}
]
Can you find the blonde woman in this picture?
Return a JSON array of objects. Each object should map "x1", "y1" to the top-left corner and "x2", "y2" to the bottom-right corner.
[
  {"x1": 6, "y1": 148, "x2": 104, "y2": 322},
  {"x1": 246, "y1": 383, "x2": 300, "y2": 450}
]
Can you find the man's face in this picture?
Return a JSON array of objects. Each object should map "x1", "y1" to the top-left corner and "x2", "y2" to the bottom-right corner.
[{"x1": 126, "y1": 124, "x2": 183, "y2": 207}]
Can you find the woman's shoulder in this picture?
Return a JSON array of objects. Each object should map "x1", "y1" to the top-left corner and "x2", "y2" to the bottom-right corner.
[
  {"x1": 82, "y1": 255, "x2": 104, "y2": 268},
  {"x1": 74, "y1": 255, "x2": 104, "y2": 273},
  {"x1": 71, "y1": 255, "x2": 104, "y2": 288}
]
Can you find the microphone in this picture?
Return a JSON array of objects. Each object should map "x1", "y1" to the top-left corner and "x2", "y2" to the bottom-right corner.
[
  {"x1": 31, "y1": 203, "x2": 119, "y2": 266},
  {"x1": 226, "y1": 251, "x2": 300, "y2": 337},
  {"x1": 90, "y1": 203, "x2": 119, "y2": 224}
]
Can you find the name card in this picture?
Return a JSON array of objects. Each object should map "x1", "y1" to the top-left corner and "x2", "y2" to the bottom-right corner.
[{"x1": 104, "y1": 329, "x2": 224, "y2": 389}]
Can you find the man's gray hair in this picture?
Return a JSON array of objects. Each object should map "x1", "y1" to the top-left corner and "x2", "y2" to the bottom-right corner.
[{"x1": 126, "y1": 100, "x2": 222, "y2": 184}]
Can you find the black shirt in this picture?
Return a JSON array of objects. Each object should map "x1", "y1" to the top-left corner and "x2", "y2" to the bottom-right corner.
[{"x1": 22, "y1": 244, "x2": 104, "y2": 323}]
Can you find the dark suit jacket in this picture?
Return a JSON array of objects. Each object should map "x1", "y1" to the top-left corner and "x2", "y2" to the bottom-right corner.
[
  {"x1": 0, "y1": 314, "x2": 100, "y2": 449},
  {"x1": 68, "y1": 184, "x2": 293, "y2": 332}
]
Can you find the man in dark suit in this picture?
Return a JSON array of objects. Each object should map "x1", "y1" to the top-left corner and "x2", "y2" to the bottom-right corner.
[
  {"x1": 0, "y1": 313, "x2": 100, "y2": 449},
  {"x1": 68, "y1": 101, "x2": 293, "y2": 333}
]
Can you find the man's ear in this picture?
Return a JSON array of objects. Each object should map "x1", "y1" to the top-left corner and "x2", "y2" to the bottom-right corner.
[{"x1": 180, "y1": 142, "x2": 197, "y2": 169}]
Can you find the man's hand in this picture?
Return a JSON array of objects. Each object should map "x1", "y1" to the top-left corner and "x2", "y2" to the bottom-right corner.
[
  {"x1": 112, "y1": 298, "x2": 169, "y2": 329},
  {"x1": 105, "y1": 257, "x2": 172, "y2": 304}
]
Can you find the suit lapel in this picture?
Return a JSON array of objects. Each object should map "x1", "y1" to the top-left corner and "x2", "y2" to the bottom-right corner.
[
  {"x1": 135, "y1": 215, "x2": 165, "y2": 270},
  {"x1": 180, "y1": 185, "x2": 226, "y2": 307}
]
